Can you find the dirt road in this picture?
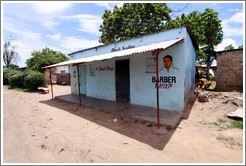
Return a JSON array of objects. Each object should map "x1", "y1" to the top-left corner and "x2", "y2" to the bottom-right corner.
[{"x1": 2, "y1": 85, "x2": 244, "y2": 163}]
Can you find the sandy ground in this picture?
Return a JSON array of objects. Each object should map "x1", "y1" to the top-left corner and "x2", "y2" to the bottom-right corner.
[{"x1": 2, "y1": 85, "x2": 244, "y2": 164}]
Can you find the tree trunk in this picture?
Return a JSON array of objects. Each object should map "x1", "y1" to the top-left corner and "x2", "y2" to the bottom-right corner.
[{"x1": 206, "y1": 61, "x2": 211, "y2": 81}]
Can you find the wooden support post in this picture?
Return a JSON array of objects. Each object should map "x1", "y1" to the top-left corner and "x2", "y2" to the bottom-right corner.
[
  {"x1": 49, "y1": 68, "x2": 54, "y2": 99},
  {"x1": 153, "y1": 50, "x2": 160, "y2": 129},
  {"x1": 76, "y1": 64, "x2": 81, "y2": 107}
]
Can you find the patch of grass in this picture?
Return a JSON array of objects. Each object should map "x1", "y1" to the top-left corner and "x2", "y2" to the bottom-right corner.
[
  {"x1": 213, "y1": 118, "x2": 231, "y2": 130},
  {"x1": 213, "y1": 118, "x2": 243, "y2": 130},
  {"x1": 230, "y1": 120, "x2": 243, "y2": 129}
]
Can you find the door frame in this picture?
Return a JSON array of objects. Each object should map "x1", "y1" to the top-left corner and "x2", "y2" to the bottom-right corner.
[{"x1": 115, "y1": 59, "x2": 130, "y2": 102}]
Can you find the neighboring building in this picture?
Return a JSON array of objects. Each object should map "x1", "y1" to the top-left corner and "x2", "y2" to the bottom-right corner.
[
  {"x1": 216, "y1": 48, "x2": 243, "y2": 91},
  {"x1": 45, "y1": 27, "x2": 197, "y2": 112},
  {"x1": 196, "y1": 61, "x2": 217, "y2": 78},
  {"x1": 45, "y1": 66, "x2": 70, "y2": 85},
  {"x1": 53, "y1": 66, "x2": 69, "y2": 74}
]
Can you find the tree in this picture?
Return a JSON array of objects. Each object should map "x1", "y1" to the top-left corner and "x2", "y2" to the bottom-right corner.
[
  {"x1": 199, "y1": 9, "x2": 223, "y2": 80},
  {"x1": 166, "y1": 8, "x2": 223, "y2": 80},
  {"x1": 199, "y1": 9, "x2": 223, "y2": 45},
  {"x1": 224, "y1": 44, "x2": 235, "y2": 50},
  {"x1": 238, "y1": 45, "x2": 243, "y2": 49},
  {"x1": 99, "y1": 3, "x2": 171, "y2": 44},
  {"x1": 26, "y1": 47, "x2": 68, "y2": 72},
  {"x1": 3, "y1": 40, "x2": 20, "y2": 68},
  {"x1": 165, "y1": 11, "x2": 204, "y2": 44}
]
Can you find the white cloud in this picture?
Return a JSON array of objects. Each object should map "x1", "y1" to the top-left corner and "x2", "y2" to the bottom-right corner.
[
  {"x1": 14, "y1": 39, "x2": 47, "y2": 67},
  {"x1": 222, "y1": 22, "x2": 243, "y2": 37},
  {"x1": 46, "y1": 33, "x2": 102, "y2": 53},
  {"x1": 3, "y1": 13, "x2": 101, "y2": 66},
  {"x1": 32, "y1": 2, "x2": 74, "y2": 15},
  {"x1": 228, "y1": 8, "x2": 242, "y2": 12},
  {"x1": 58, "y1": 36, "x2": 101, "y2": 53},
  {"x1": 3, "y1": 22, "x2": 41, "y2": 41},
  {"x1": 64, "y1": 14, "x2": 102, "y2": 36},
  {"x1": 229, "y1": 12, "x2": 243, "y2": 24},
  {"x1": 30, "y1": 3, "x2": 73, "y2": 29},
  {"x1": 95, "y1": 2, "x2": 123, "y2": 10},
  {"x1": 47, "y1": 34, "x2": 62, "y2": 41},
  {"x1": 96, "y1": 3, "x2": 112, "y2": 10},
  {"x1": 222, "y1": 11, "x2": 244, "y2": 38},
  {"x1": 215, "y1": 38, "x2": 238, "y2": 51},
  {"x1": 41, "y1": 17, "x2": 60, "y2": 29},
  {"x1": 14, "y1": 34, "x2": 101, "y2": 67},
  {"x1": 30, "y1": 2, "x2": 74, "y2": 29}
]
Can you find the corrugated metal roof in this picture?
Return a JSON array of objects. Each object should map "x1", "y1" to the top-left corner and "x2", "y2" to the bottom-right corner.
[{"x1": 43, "y1": 38, "x2": 183, "y2": 69}]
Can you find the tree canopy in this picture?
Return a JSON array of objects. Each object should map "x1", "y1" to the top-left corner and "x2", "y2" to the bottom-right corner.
[
  {"x1": 26, "y1": 47, "x2": 68, "y2": 72},
  {"x1": 224, "y1": 44, "x2": 235, "y2": 51},
  {"x1": 238, "y1": 45, "x2": 243, "y2": 49},
  {"x1": 165, "y1": 11, "x2": 203, "y2": 44},
  {"x1": 166, "y1": 8, "x2": 223, "y2": 79},
  {"x1": 166, "y1": 8, "x2": 223, "y2": 47},
  {"x1": 99, "y1": 4, "x2": 224, "y2": 80},
  {"x1": 99, "y1": 3, "x2": 171, "y2": 44},
  {"x1": 3, "y1": 40, "x2": 20, "y2": 68}
]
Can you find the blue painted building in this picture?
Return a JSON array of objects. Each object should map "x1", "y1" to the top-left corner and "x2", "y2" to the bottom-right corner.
[{"x1": 46, "y1": 27, "x2": 197, "y2": 112}]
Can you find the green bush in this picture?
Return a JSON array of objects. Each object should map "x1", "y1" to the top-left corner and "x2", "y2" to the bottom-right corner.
[
  {"x1": 3, "y1": 68, "x2": 21, "y2": 85},
  {"x1": 23, "y1": 70, "x2": 45, "y2": 90},
  {"x1": 3, "y1": 68, "x2": 10, "y2": 85},
  {"x1": 8, "y1": 70, "x2": 24, "y2": 88}
]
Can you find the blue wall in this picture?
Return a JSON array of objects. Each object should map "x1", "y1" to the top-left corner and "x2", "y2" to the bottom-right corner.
[
  {"x1": 69, "y1": 27, "x2": 196, "y2": 111},
  {"x1": 86, "y1": 59, "x2": 116, "y2": 101},
  {"x1": 183, "y1": 30, "x2": 197, "y2": 104},
  {"x1": 70, "y1": 27, "x2": 188, "y2": 60},
  {"x1": 130, "y1": 43, "x2": 185, "y2": 111}
]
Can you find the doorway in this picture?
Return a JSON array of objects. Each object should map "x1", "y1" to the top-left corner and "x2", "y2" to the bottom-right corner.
[{"x1": 115, "y1": 60, "x2": 130, "y2": 102}]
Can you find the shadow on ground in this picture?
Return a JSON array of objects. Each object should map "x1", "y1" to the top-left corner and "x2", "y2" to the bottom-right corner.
[{"x1": 40, "y1": 94, "x2": 196, "y2": 150}]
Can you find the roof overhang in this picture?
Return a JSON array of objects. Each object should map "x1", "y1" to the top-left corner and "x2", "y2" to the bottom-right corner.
[{"x1": 43, "y1": 38, "x2": 184, "y2": 69}]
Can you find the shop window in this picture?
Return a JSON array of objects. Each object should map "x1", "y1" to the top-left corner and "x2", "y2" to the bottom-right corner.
[
  {"x1": 61, "y1": 70, "x2": 65, "y2": 75},
  {"x1": 73, "y1": 70, "x2": 76, "y2": 79},
  {"x1": 145, "y1": 57, "x2": 156, "y2": 73}
]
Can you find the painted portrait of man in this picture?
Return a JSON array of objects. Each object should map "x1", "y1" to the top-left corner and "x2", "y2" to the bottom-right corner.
[{"x1": 160, "y1": 55, "x2": 179, "y2": 72}]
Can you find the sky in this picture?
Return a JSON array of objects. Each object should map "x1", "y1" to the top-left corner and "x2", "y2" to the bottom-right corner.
[{"x1": 1, "y1": 1, "x2": 245, "y2": 67}]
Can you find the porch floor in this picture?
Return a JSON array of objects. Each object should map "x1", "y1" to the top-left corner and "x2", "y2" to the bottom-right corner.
[{"x1": 54, "y1": 93, "x2": 183, "y2": 128}]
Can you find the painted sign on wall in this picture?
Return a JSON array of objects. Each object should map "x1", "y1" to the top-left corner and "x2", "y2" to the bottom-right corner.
[
  {"x1": 111, "y1": 45, "x2": 135, "y2": 52},
  {"x1": 152, "y1": 55, "x2": 179, "y2": 89},
  {"x1": 90, "y1": 64, "x2": 114, "y2": 76},
  {"x1": 96, "y1": 66, "x2": 114, "y2": 71}
]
